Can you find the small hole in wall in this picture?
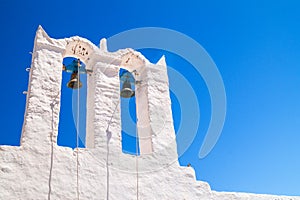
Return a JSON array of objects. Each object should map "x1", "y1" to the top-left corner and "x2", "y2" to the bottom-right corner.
[
  {"x1": 58, "y1": 57, "x2": 87, "y2": 148},
  {"x1": 120, "y1": 68, "x2": 140, "y2": 155}
]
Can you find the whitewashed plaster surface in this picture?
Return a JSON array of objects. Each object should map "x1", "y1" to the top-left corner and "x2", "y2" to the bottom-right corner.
[{"x1": 0, "y1": 26, "x2": 299, "y2": 200}]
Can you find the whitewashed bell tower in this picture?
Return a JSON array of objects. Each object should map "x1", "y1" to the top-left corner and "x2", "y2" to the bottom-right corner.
[{"x1": 0, "y1": 26, "x2": 298, "y2": 200}]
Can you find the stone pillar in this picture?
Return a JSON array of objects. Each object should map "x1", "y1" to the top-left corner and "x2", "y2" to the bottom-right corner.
[{"x1": 20, "y1": 26, "x2": 65, "y2": 150}]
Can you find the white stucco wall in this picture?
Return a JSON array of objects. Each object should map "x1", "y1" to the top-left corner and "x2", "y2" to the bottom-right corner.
[{"x1": 0, "y1": 26, "x2": 299, "y2": 200}]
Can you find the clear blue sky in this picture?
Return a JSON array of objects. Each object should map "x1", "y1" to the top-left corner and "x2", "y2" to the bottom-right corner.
[{"x1": 1, "y1": 0, "x2": 300, "y2": 196}]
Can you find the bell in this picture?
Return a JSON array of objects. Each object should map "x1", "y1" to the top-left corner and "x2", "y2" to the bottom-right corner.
[
  {"x1": 67, "y1": 72, "x2": 83, "y2": 89},
  {"x1": 120, "y1": 79, "x2": 135, "y2": 98}
]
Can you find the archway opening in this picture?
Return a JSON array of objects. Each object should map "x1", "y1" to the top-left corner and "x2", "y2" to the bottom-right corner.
[
  {"x1": 58, "y1": 57, "x2": 88, "y2": 148},
  {"x1": 119, "y1": 68, "x2": 140, "y2": 155}
]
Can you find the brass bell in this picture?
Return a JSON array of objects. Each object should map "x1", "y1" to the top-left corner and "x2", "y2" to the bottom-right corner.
[
  {"x1": 67, "y1": 72, "x2": 83, "y2": 89},
  {"x1": 120, "y1": 79, "x2": 135, "y2": 98},
  {"x1": 120, "y1": 71, "x2": 135, "y2": 98}
]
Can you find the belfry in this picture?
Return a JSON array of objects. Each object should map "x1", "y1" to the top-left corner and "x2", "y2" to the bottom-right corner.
[{"x1": 0, "y1": 26, "x2": 298, "y2": 200}]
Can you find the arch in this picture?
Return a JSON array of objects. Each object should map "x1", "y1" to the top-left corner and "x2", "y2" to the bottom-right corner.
[
  {"x1": 63, "y1": 38, "x2": 98, "y2": 67},
  {"x1": 119, "y1": 51, "x2": 146, "y2": 76},
  {"x1": 119, "y1": 52, "x2": 153, "y2": 155},
  {"x1": 58, "y1": 37, "x2": 98, "y2": 148}
]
